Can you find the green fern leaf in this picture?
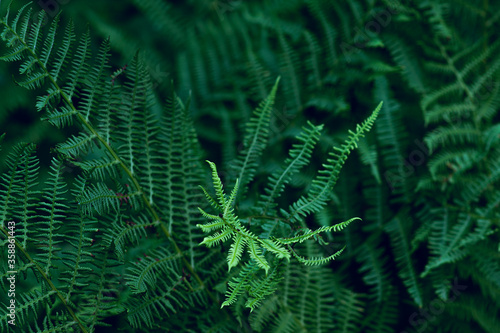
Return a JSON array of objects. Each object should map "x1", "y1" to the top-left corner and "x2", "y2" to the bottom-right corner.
[
  {"x1": 229, "y1": 77, "x2": 280, "y2": 197},
  {"x1": 284, "y1": 102, "x2": 382, "y2": 223},
  {"x1": 227, "y1": 233, "x2": 246, "y2": 271}
]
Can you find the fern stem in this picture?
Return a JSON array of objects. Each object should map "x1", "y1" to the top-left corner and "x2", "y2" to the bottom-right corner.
[{"x1": 0, "y1": 226, "x2": 89, "y2": 333}]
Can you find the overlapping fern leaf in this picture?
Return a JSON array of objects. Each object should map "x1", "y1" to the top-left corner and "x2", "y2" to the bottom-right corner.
[
  {"x1": 0, "y1": 5, "x2": 210, "y2": 331},
  {"x1": 198, "y1": 101, "x2": 382, "y2": 310},
  {"x1": 6, "y1": 0, "x2": 499, "y2": 332},
  {"x1": 419, "y1": 37, "x2": 500, "y2": 198},
  {"x1": 0, "y1": 145, "x2": 118, "y2": 332},
  {"x1": 411, "y1": 32, "x2": 500, "y2": 302}
]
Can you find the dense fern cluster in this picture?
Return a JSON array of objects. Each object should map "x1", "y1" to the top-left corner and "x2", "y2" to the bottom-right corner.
[{"x1": 0, "y1": 0, "x2": 499, "y2": 332}]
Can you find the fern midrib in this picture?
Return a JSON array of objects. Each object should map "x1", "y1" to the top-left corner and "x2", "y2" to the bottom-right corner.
[{"x1": 2, "y1": 20, "x2": 219, "y2": 306}]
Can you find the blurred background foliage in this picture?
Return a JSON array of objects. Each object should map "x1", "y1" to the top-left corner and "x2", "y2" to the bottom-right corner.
[{"x1": 1, "y1": 0, "x2": 499, "y2": 332}]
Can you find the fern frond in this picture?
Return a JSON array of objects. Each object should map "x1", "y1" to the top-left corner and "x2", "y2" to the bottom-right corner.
[
  {"x1": 358, "y1": 138, "x2": 381, "y2": 184},
  {"x1": 206, "y1": 160, "x2": 228, "y2": 207},
  {"x1": 260, "y1": 238, "x2": 290, "y2": 261},
  {"x1": 424, "y1": 124, "x2": 481, "y2": 154},
  {"x1": 35, "y1": 158, "x2": 68, "y2": 276},
  {"x1": 335, "y1": 289, "x2": 365, "y2": 333},
  {"x1": 2, "y1": 289, "x2": 56, "y2": 329},
  {"x1": 446, "y1": 294, "x2": 500, "y2": 332},
  {"x1": 373, "y1": 76, "x2": 411, "y2": 202},
  {"x1": 274, "y1": 217, "x2": 359, "y2": 244},
  {"x1": 419, "y1": 1, "x2": 452, "y2": 39},
  {"x1": 257, "y1": 121, "x2": 323, "y2": 215},
  {"x1": 247, "y1": 238, "x2": 270, "y2": 273},
  {"x1": 56, "y1": 133, "x2": 96, "y2": 157},
  {"x1": 0, "y1": 8, "x2": 220, "y2": 322},
  {"x1": 248, "y1": 295, "x2": 279, "y2": 331},
  {"x1": 125, "y1": 247, "x2": 181, "y2": 294},
  {"x1": 384, "y1": 35, "x2": 426, "y2": 93},
  {"x1": 284, "y1": 102, "x2": 382, "y2": 223},
  {"x1": 246, "y1": 263, "x2": 283, "y2": 312},
  {"x1": 361, "y1": 287, "x2": 399, "y2": 333},
  {"x1": 459, "y1": 154, "x2": 500, "y2": 204},
  {"x1": 357, "y1": 238, "x2": 391, "y2": 302},
  {"x1": 76, "y1": 182, "x2": 121, "y2": 215},
  {"x1": 196, "y1": 213, "x2": 225, "y2": 231},
  {"x1": 229, "y1": 77, "x2": 280, "y2": 197},
  {"x1": 26, "y1": 313, "x2": 79, "y2": 333},
  {"x1": 384, "y1": 212, "x2": 423, "y2": 307},
  {"x1": 422, "y1": 208, "x2": 480, "y2": 277},
  {"x1": 0, "y1": 142, "x2": 39, "y2": 249},
  {"x1": 199, "y1": 185, "x2": 222, "y2": 212},
  {"x1": 470, "y1": 247, "x2": 500, "y2": 292},
  {"x1": 104, "y1": 213, "x2": 158, "y2": 261},
  {"x1": 125, "y1": 273, "x2": 189, "y2": 329},
  {"x1": 290, "y1": 245, "x2": 345, "y2": 266},
  {"x1": 0, "y1": 147, "x2": 98, "y2": 332},
  {"x1": 427, "y1": 148, "x2": 483, "y2": 180},
  {"x1": 270, "y1": 312, "x2": 296, "y2": 333},
  {"x1": 306, "y1": 0, "x2": 338, "y2": 69},
  {"x1": 221, "y1": 260, "x2": 258, "y2": 308},
  {"x1": 227, "y1": 233, "x2": 246, "y2": 271},
  {"x1": 277, "y1": 29, "x2": 302, "y2": 113},
  {"x1": 59, "y1": 177, "x2": 98, "y2": 304},
  {"x1": 72, "y1": 157, "x2": 121, "y2": 181}
]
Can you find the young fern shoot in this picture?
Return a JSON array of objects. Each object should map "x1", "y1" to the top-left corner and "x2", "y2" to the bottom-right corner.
[{"x1": 197, "y1": 100, "x2": 383, "y2": 310}]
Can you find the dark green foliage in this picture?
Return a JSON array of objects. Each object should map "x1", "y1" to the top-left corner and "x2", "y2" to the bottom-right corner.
[{"x1": 0, "y1": 0, "x2": 499, "y2": 332}]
